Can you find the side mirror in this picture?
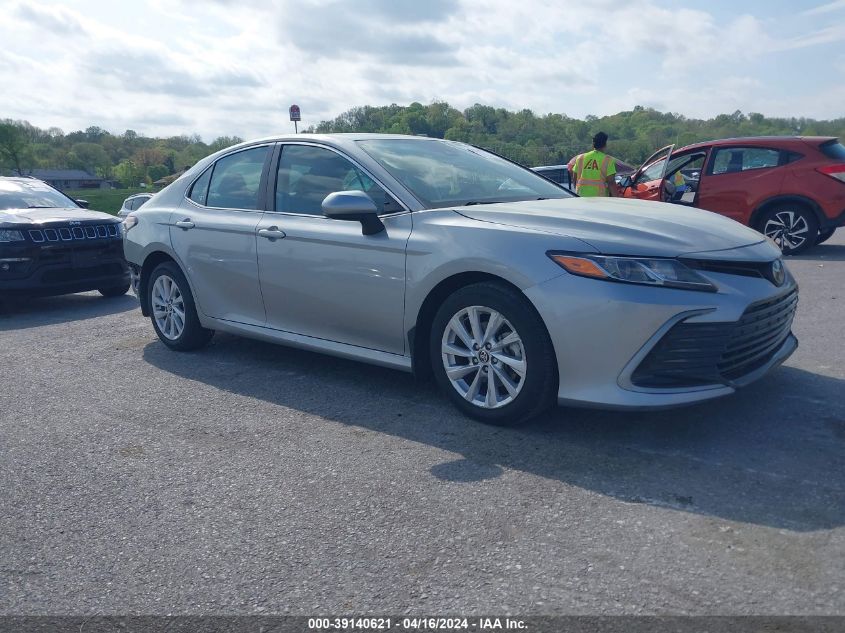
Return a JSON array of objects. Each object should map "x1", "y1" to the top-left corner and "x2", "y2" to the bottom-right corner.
[
  {"x1": 75, "y1": 199, "x2": 90, "y2": 208},
  {"x1": 618, "y1": 176, "x2": 631, "y2": 189},
  {"x1": 322, "y1": 190, "x2": 385, "y2": 236}
]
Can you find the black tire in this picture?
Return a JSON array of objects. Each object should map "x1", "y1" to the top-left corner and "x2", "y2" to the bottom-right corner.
[
  {"x1": 429, "y1": 281, "x2": 557, "y2": 426},
  {"x1": 758, "y1": 204, "x2": 819, "y2": 255},
  {"x1": 817, "y1": 228, "x2": 835, "y2": 245},
  {"x1": 98, "y1": 282, "x2": 131, "y2": 297},
  {"x1": 147, "y1": 261, "x2": 214, "y2": 351}
]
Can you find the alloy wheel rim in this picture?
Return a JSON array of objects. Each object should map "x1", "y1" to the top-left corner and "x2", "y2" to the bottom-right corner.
[
  {"x1": 151, "y1": 275, "x2": 186, "y2": 340},
  {"x1": 441, "y1": 305, "x2": 526, "y2": 409},
  {"x1": 764, "y1": 211, "x2": 809, "y2": 251}
]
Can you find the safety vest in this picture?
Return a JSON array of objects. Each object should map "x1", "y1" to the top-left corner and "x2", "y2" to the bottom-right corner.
[{"x1": 574, "y1": 150, "x2": 615, "y2": 197}]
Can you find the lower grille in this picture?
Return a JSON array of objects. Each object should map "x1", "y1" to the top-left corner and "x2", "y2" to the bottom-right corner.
[
  {"x1": 631, "y1": 289, "x2": 798, "y2": 388},
  {"x1": 41, "y1": 263, "x2": 125, "y2": 283}
]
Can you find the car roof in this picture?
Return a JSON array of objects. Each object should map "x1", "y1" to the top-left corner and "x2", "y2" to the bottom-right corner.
[
  {"x1": 533, "y1": 165, "x2": 567, "y2": 170},
  {"x1": 677, "y1": 136, "x2": 837, "y2": 152}
]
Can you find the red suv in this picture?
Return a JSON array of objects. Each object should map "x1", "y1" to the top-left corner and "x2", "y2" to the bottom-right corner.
[{"x1": 621, "y1": 136, "x2": 845, "y2": 253}]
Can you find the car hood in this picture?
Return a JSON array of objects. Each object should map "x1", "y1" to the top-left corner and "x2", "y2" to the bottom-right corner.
[
  {"x1": 0, "y1": 207, "x2": 118, "y2": 225},
  {"x1": 456, "y1": 197, "x2": 769, "y2": 258}
]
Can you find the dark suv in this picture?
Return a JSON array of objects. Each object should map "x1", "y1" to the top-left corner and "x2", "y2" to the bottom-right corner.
[{"x1": 0, "y1": 177, "x2": 130, "y2": 298}]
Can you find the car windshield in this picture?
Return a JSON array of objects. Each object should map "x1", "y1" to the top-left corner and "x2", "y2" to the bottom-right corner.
[
  {"x1": 357, "y1": 139, "x2": 572, "y2": 209},
  {"x1": 0, "y1": 179, "x2": 79, "y2": 210}
]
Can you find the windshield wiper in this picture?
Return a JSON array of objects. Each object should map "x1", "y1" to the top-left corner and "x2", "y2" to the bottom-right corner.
[
  {"x1": 464, "y1": 200, "x2": 504, "y2": 206},
  {"x1": 26, "y1": 205, "x2": 56, "y2": 209}
]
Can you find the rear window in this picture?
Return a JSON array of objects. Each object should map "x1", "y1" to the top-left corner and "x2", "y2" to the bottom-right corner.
[{"x1": 820, "y1": 140, "x2": 845, "y2": 160}]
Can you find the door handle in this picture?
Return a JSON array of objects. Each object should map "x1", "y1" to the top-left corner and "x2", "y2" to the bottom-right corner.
[
  {"x1": 258, "y1": 227, "x2": 286, "y2": 240},
  {"x1": 175, "y1": 219, "x2": 195, "y2": 230}
]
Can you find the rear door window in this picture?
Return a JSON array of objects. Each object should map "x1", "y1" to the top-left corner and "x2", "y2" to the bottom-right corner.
[
  {"x1": 711, "y1": 147, "x2": 780, "y2": 175},
  {"x1": 188, "y1": 167, "x2": 212, "y2": 206},
  {"x1": 206, "y1": 146, "x2": 269, "y2": 209}
]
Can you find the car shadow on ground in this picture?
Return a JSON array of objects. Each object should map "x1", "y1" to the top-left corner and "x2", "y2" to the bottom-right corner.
[
  {"x1": 143, "y1": 333, "x2": 845, "y2": 532},
  {"x1": 0, "y1": 292, "x2": 137, "y2": 331},
  {"x1": 790, "y1": 243, "x2": 845, "y2": 262}
]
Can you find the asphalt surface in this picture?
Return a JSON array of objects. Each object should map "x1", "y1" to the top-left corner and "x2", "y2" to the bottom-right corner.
[{"x1": 1, "y1": 234, "x2": 844, "y2": 616}]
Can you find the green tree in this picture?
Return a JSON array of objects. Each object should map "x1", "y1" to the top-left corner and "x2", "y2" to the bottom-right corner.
[
  {"x1": 147, "y1": 164, "x2": 169, "y2": 182},
  {"x1": 0, "y1": 121, "x2": 34, "y2": 175},
  {"x1": 67, "y1": 142, "x2": 111, "y2": 174}
]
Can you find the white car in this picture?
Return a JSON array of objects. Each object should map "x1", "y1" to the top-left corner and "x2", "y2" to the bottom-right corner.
[{"x1": 118, "y1": 193, "x2": 153, "y2": 218}]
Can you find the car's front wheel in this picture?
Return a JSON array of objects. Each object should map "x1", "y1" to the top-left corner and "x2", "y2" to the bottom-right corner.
[
  {"x1": 148, "y1": 262, "x2": 214, "y2": 351},
  {"x1": 430, "y1": 282, "x2": 557, "y2": 426},
  {"x1": 760, "y1": 204, "x2": 818, "y2": 254}
]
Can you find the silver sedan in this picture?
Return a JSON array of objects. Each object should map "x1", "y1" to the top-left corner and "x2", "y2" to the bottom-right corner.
[{"x1": 122, "y1": 134, "x2": 798, "y2": 425}]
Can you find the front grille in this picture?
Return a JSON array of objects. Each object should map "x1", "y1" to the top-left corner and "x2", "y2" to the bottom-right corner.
[
  {"x1": 682, "y1": 257, "x2": 785, "y2": 287},
  {"x1": 28, "y1": 223, "x2": 120, "y2": 243},
  {"x1": 631, "y1": 289, "x2": 798, "y2": 388}
]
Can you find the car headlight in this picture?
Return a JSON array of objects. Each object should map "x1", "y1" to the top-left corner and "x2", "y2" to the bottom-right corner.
[
  {"x1": 0, "y1": 229, "x2": 25, "y2": 242},
  {"x1": 547, "y1": 251, "x2": 717, "y2": 292}
]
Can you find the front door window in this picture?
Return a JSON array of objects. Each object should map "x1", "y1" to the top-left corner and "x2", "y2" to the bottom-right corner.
[{"x1": 276, "y1": 144, "x2": 399, "y2": 215}]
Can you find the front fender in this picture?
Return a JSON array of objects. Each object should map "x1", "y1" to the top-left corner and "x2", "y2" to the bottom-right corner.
[{"x1": 403, "y1": 211, "x2": 597, "y2": 335}]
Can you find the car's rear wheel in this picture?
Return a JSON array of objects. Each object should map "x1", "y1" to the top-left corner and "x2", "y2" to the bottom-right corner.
[
  {"x1": 98, "y1": 282, "x2": 130, "y2": 298},
  {"x1": 148, "y1": 262, "x2": 213, "y2": 351},
  {"x1": 430, "y1": 282, "x2": 557, "y2": 426},
  {"x1": 817, "y1": 227, "x2": 835, "y2": 245},
  {"x1": 760, "y1": 204, "x2": 818, "y2": 254}
]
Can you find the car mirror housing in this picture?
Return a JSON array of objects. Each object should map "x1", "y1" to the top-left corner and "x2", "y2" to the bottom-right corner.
[
  {"x1": 75, "y1": 199, "x2": 90, "y2": 208},
  {"x1": 322, "y1": 190, "x2": 385, "y2": 235}
]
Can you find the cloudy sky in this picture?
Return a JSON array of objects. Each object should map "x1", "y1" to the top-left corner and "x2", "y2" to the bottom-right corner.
[{"x1": 1, "y1": 0, "x2": 844, "y2": 141}]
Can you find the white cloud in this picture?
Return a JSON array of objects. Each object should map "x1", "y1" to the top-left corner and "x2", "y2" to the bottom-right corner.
[
  {"x1": 0, "y1": 0, "x2": 842, "y2": 140},
  {"x1": 802, "y1": 0, "x2": 845, "y2": 16}
]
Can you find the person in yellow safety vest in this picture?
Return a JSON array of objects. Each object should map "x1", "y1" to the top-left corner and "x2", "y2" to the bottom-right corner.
[{"x1": 571, "y1": 132, "x2": 619, "y2": 197}]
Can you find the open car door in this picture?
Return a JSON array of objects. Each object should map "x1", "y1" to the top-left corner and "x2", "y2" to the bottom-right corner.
[{"x1": 621, "y1": 144, "x2": 674, "y2": 202}]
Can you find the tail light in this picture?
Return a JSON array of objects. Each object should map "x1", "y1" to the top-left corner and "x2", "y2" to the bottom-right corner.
[{"x1": 817, "y1": 164, "x2": 845, "y2": 183}]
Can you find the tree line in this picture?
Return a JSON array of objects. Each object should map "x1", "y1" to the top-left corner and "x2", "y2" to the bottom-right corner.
[
  {"x1": 3, "y1": 103, "x2": 844, "y2": 187},
  {"x1": 0, "y1": 120, "x2": 242, "y2": 188},
  {"x1": 310, "y1": 102, "x2": 845, "y2": 167}
]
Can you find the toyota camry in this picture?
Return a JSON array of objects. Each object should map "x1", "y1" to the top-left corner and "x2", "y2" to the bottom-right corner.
[{"x1": 123, "y1": 134, "x2": 798, "y2": 425}]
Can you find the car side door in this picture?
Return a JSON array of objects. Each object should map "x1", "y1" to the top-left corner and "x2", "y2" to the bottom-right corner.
[
  {"x1": 255, "y1": 143, "x2": 412, "y2": 354},
  {"x1": 169, "y1": 144, "x2": 272, "y2": 326},
  {"x1": 697, "y1": 146, "x2": 786, "y2": 223},
  {"x1": 623, "y1": 144, "x2": 674, "y2": 201}
]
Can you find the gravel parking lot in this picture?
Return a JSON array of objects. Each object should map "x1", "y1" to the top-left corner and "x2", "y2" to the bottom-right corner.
[{"x1": 1, "y1": 234, "x2": 844, "y2": 615}]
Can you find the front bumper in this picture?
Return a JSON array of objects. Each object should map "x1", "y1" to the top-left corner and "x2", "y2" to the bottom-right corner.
[
  {"x1": 525, "y1": 269, "x2": 798, "y2": 410},
  {"x1": 0, "y1": 232, "x2": 129, "y2": 297}
]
